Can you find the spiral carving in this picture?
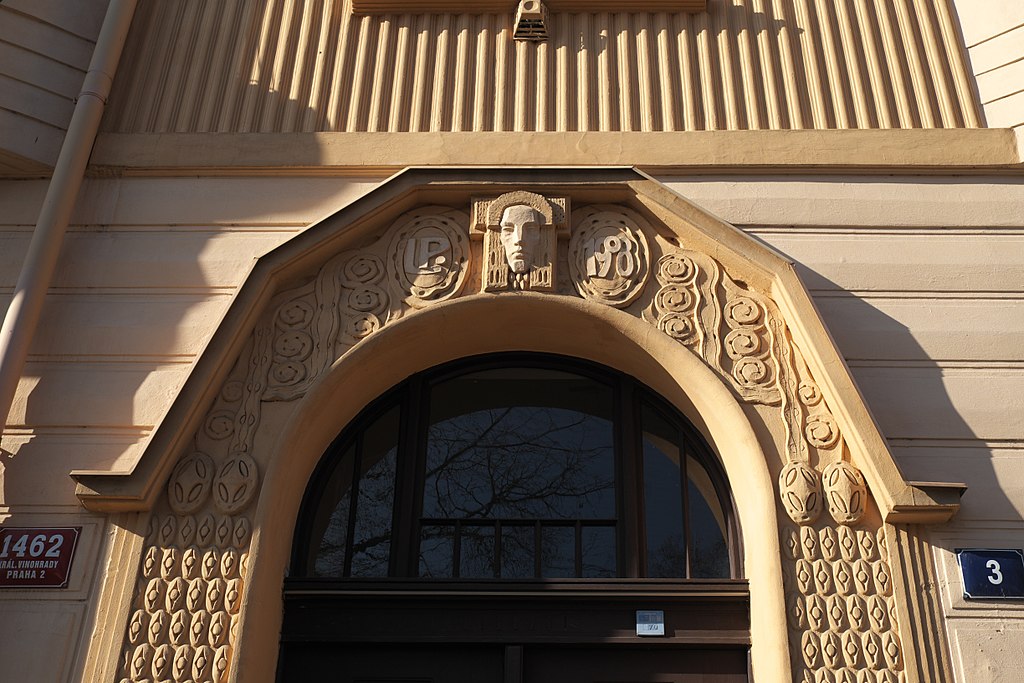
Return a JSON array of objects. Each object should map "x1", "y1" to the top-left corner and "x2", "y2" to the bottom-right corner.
[
  {"x1": 654, "y1": 284, "x2": 692, "y2": 312},
  {"x1": 270, "y1": 361, "x2": 307, "y2": 386},
  {"x1": 725, "y1": 328, "x2": 761, "y2": 358},
  {"x1": 658, "y1": 313, "x2": 696, "y2": 344},
  {"x1": 273, "y1": 331, "x2": 313, "y2": 360},
  {"x1": 806, "y1": 414, "x2": 840, "y2": 449},
  {"x1": 276, "y1": 300, "x2": 314, "y2": 329},
  {"x1": 342, "y1": 254, "x2": 385, "y2": 285},
  {"x1": 657, "y1": 253, "x2": 698, "y2": 284},
  {"x1": 347, "y1": 286, "x2": 388, "y2": 315},
  {"x1": 733, "y1": 357, "x2": 768, "y2": 385},
  {"x1": 799, "y1": 381, "x2": 822, "y2": 406},
  {"x1": 203, "y1": 411, "x2": 235, "y2": 441},
  {"x1": 347, "y1": 313, "x2": 381, "y2": 339},
  {"x1": 725, "y1": 296, "x2": 763, "y2": 325}
]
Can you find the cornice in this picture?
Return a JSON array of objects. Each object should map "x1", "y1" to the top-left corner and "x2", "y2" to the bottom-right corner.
[{"x1": 90, "y1": 130, "x2": 1024, "y2": 177}]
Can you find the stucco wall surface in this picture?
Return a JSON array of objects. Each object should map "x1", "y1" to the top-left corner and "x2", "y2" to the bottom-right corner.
[
  {"x1": 951, "y1": 0, "x2": 1024, "y2": 128},
  {"x1": 0, "y1": 0, "x2": 110, "y2": 174}
]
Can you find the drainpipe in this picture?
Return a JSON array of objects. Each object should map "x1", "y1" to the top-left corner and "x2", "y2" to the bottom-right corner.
[{"x1": 0, "y1": 0, "x2": 137, "y2": 428}]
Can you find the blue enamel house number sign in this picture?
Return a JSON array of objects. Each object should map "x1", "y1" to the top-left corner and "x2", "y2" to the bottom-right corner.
[{"x1": 957, "y1": 549, "x2": 1024, "y2": 599}]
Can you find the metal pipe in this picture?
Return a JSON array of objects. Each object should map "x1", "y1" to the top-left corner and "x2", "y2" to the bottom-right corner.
[{"x1": 0, "y1": 0, "x2": 138, "y2": 429}]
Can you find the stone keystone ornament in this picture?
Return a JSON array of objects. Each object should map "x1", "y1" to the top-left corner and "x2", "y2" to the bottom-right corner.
[{"x1": 472, "y1": 191, "x2": 568, "y2": 291}]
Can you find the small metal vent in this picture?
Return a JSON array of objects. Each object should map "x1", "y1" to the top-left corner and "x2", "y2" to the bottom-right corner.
[{"x1": 513, "y1": 0, "x2": 548, "y2": 41}]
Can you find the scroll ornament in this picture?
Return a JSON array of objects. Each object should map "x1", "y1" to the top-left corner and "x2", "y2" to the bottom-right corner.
[{"x1": 646, "y1": 248, "x2": 780, "y2": 405}]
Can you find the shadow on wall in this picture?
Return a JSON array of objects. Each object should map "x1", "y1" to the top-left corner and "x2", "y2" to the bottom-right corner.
[
  {"x1": 103, "y1": 0, "x2": 944, "y2": 136},
  {"x1": 0, "y1": 94, "x2": 330, "y2": 507},
  {"x1": 792, "y1": 267, "x2": 1016, "y2": 527}
]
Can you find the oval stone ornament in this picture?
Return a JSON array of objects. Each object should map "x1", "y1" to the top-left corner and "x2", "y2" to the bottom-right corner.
[
  {"x1": 822, "y1": 460, "x2": 867, "y2": 525},
  {"x1": 779, "y1": 461, "x2": 822, "y2": 525},
  {"x1": 212, "y1": 453, "x2": 259, "y2": 514},
  {"x1": 168, "y1": 452, "x2": 215, "y2": 515}
]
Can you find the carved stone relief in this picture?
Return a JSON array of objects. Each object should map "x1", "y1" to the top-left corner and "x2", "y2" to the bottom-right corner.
[
  {"x1": 568, "y1": 205, "x2": 650, "y2": 307},
  {"x1": 643, "y1": 247, "x2": 781, "y2": 405},
  {"x1": 471, "y1": 191, "x2": 568, "y2": 291},
  {"x1": 783, "y1": 521, "x2": 904, "y2": 683},
  {"x1": 115, "y1": 191, "x2": 912, "y2": 683}
]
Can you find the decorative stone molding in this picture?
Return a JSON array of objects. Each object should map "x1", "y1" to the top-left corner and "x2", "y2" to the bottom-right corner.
[
  {"x1": 644, "y1": 247, "x2": 781, "y2": 405},
  {"x1": 86, "y1": 171, "x2": 961, "y2": 683},
  {"x1": 783, "y1": 521, "x2": 905, "y2": 682}
]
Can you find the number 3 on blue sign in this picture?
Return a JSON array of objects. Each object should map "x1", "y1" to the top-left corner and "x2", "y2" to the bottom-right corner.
[{"x1": 957, "y1": 549, "x2": 1024, "y2": 599}]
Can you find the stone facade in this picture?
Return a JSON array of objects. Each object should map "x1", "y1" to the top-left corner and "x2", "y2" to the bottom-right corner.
[{"x1": 1, "y1": 2, "x2": 1022, "y2": 682}]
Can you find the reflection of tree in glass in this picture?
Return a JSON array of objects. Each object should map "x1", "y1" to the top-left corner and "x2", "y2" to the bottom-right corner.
[
  {"x1": 424, "y1": 406, "x2": 614, "y2": 519},
  {"x1": 648, "y1": 534, "x2": 685, "y2": 578},
  {"x1": 314, "y1": 449, "x2": 396, "y2": 577},
  {"x1": 418, "y1": 405, "x2": 615, "y2": 577}
]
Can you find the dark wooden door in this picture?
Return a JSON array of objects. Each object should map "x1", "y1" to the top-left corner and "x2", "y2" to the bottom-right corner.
[{"x1": 279, "y1": 581, "x2": 750, "y2": 683}]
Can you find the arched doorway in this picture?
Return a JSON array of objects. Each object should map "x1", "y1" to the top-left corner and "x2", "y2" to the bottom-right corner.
[{"x1": 280, "y1": 353, "x2": 750, "y2": 682}]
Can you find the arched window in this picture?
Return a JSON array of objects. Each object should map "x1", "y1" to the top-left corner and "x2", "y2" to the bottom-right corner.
[
  {"x1": 292, "y1": 354, "x2": 737, "y2": 580},
  {"x1": 282, "y1": 354, "x2": 748, "y2": 683}
]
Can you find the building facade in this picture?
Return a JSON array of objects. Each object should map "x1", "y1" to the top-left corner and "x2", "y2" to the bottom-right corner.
[{"x1": 1, "y1": 1, "x2": 1023, "y2": 681}]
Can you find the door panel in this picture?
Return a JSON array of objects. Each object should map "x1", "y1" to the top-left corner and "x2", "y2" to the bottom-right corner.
[
  {"x1": 523, "y1": 646, "x2": 748, "y2": 682},
  {"x1": 279, "y1": 643, "x2": 505, "y2": 683}
]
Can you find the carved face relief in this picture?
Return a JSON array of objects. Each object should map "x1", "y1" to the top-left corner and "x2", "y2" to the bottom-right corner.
[{"x1": 499, "y1": 204, "x2": 542, "y2": 273}]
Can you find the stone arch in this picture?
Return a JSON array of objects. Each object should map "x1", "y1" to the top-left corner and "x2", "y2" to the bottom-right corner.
[
  {"x1": 243, "y1": 293, "x2": 789, "y2": 680},
  {"x1": 76, "y1": 168, "x2": 962, "y2": 683}
]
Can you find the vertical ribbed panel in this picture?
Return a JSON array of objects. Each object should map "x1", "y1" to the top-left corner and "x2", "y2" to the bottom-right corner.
[{"x1": 103, "y1": 0, "x2": 983, "y2": 132}]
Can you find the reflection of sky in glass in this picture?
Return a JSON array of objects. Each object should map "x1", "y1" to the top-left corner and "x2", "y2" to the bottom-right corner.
[
  {"x1": 424, "y1": 406, "x2": 615, "y2": 520},
  {"x1": 313, "y1": 405, "x2": 399, "y2": 577},
  {"x1": 688, "y1": 457, "x2": 730, "y2": 578}
]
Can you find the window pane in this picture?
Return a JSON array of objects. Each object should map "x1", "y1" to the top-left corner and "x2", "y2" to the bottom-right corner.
[
  {"x1": 581, "y1": 526, "x2": 616, "y2": 578},
  {"x1": 350, "y1": 405, "x2": 401, "y2": 577},
  {"x1": 687, "y1": 455, "x2": 730, "y2": 578},
  {"x1": 419, "y1": 525, "x2": 454, "y2": 578},
  {"x1": 641, "y1": 404, "x2": 686, "y2": 578},
  {"x1": 540, "y1": 526, "x2": 575, "y2": 578},
  {"x1": 311, "y1": 443, "x2": 355, "y2": 577},
  {"x1": 501, "y1": 524, "x2": 535, "y2": 578},
  {"x1": 459, "y1": 525, "x2": 495, "y2": 578},
  {"x1": 423, "y1": 368, "x2": 616, "y2": 521}
]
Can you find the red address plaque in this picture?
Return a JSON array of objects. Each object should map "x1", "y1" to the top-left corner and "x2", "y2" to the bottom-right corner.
[{"x1": 0, "y1": 527, "x2": 81, "y2": 588}]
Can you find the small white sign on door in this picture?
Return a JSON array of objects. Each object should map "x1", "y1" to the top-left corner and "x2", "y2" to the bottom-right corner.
[{"x1": 636, "y1": 610, "x2": 665, "y2": 636}]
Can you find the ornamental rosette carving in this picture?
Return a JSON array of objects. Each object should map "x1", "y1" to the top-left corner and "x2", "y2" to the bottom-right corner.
[
  {"x1": 568, "y1": 205, "x2": 650, "y2": 307},
  {"x1": 167, "y1": 452, "x2": 215, "y2": 515},
  {"x1": 779, "y1": 461, "x2": 823, "y2": 525},
  {"x1": 822, "y1": 461, "x2": 868, "y2": 525}
]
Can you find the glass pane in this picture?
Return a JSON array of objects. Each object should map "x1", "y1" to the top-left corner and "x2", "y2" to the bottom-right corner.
[
  {"x1": 459, "y1": 525, "x2": 495, "y2": 578},
  {"x1": 501, "y1": 525, "x2": 535, "y2": 578},
  {"x1": 581, "y1": 526, "x2": 616, "y2": 578},
  {"x1": 687, "y1": 455, "x2": 730, "y2": 578},
  {"x1": 540, "y1": 526, "x2": 575, "y2": 578},
  {"x1": 423, "y1": 368, "x2": 616, "y2": 521},
  {"x1": 350, "y1": 405, "x2": 401, "y2": 577},
  {"x1": 641, "y1": 404, "x2": 686, "y2": 578},
  {"x1": 311, "y1": 443, "x2": 355, "y2": 577},
  {"x1": 419, "y1": 525, "x2": 454, "y2": 578}
]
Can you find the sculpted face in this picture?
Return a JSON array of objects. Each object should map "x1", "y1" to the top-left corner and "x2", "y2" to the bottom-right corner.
[{"x1": 499, "y1": 204, "x2": 542, "y2": 274}]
